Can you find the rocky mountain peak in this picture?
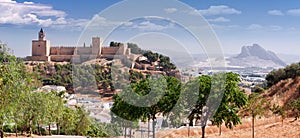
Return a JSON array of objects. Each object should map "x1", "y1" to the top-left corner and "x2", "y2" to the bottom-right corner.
[{"x1": 235, "y1": 44, "x2": 286, "y2": 66}]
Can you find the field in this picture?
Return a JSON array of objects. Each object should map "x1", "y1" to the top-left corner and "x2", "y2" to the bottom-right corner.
[{"x1": 157, "y1": 117, "x2": 300, "y2": 138}]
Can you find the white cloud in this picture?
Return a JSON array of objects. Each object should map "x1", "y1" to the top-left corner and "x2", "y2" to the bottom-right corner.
[
  {"x1": 207, "y1": 17, "x2": 230, "y2": 22},
  {"x1": 269, "y1": 25, "x2": 282, "y2": 31},
  {"x1": 0, "y1": 0, "x2": 88, "y2": 29},
  {"x1": 123, "y1": 20, "x2": 174, "y2": 31},
  {"x1": 0, "y1": 0, "x2": 16, "y2": 3},
  {"x1": 247, "y1": 24, "x2": 263, "y2": 30},
  {"x1": 23, "y1": 1, "x2": 34, "y2": 4},
  {"x1": 164, "y1": 8, "x2": 177, "y2": 14},
  {"x1": 246, "y1": 24, "x2": 284, "y2": 31},
  {"x1": 287, "y1": 9, "x2": 300, "y2": 16},
  {"x1": 268, "y1": 10, "x2": 284, "y2": 16},
  {"x1": 198, "y1": 5, "x2": 241, "y2": 16},
  {"x1": 211, "y1": 24, "x2": 239, "y2": 31},
  {"x1": 88, "y1": 14, "x2": 120, "y2": 27}
]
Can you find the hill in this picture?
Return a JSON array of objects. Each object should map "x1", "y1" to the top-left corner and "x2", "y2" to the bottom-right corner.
[
  {"x1": 263, "y1": 76, "x2": 300, "y2": 106},
  {"x1": 25, "y1": 43, "x2": 179, "y2": 94}
]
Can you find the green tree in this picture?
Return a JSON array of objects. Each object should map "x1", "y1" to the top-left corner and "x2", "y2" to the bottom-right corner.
[
  {"x1": 112, "y1": 76, "x2": 181, "y2": 138},
  {"x1": 211, "y1": 72, "x2": 248, "y2": 136},
  {"x1": 186, "y1": 75, "x2": 211, "y2": 138},
  {"x1": 288, "y1": 98, "x2": 300, "y2": 121},
  {"x1": 243, "y1": 93, "x2": 268, "y2": 138},
  {"x1": 0, "y1": 43, "x2": 37, "y2": 138},
  {"x1": 127, "y1": 43, "x2": 144, "y2": 54},
  {"x1": 74, "y1": 106, "x2": 91, "y2": 136},
  {"x1": 270, "y1": 104, "x2": 286, "y2": 126},
  {"x1": 61, "y1": 106, "x2": 77, "y2": 135}
]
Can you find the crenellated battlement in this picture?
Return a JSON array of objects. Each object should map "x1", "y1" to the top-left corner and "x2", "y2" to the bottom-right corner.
[{"x1": 28, "y1": 29, "x2": 131, "y2": 62}]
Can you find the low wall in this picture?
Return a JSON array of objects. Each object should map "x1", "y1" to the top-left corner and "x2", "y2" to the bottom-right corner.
[
  {"x1": 50, "y1": 55, "x2": 73, "y2": 62},
  {"x1": 50, "y1": 47, "x2": 76, "y2": 55},
  {"x1": 27, "y1": 56, "x2": 50, "y2": 61},
  {"x1": 101, "y1": 47, "x2": 120, "y2": 55},
  {"x1": 76, "y1": 47, "x2": 93, "y2": 55}
]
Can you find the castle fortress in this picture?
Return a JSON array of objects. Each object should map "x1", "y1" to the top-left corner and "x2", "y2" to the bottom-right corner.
[{"x1": 27, "y1": 29, "x2": 131, "y2": 62}]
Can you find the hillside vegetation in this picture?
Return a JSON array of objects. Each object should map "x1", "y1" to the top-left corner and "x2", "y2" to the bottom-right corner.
[
  {"x1": 266, "y1": 62, "x2": 300, "y2": 87},
  {"x1": 27, "y1": 42, "x2": 178, "y2": 94}
]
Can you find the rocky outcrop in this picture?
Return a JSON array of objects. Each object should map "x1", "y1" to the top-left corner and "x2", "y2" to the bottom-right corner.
[
  {"x1": 228, "y1": 44, "x2": 286, "y2": 68},
  {"x1": 235, "y1": 44, "x2": 286, "y2": 66}
]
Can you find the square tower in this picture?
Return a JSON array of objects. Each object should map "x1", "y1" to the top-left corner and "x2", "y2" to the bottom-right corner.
[
  {"x1": 32, "y1": 28, "x2": 50, "y2": 57},
  {"x1": 92, "y1": 37, "x2": 102, "y2": 55}
]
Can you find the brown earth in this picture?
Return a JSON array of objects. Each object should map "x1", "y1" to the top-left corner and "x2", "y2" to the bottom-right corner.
[
  {"x1": 263, "y1": 77, "x2": 300, "y2": 107},
  {"x1": 156, "y1": 117, "x2": 300, "y2": 138},
  {"x1": 157, "y1": 77, "x2": 300, "y2": 138}
]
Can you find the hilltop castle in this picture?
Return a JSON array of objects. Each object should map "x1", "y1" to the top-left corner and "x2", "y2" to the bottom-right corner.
[{"x1": 27, "y1": 29, "x2": 131, "y2": 62}]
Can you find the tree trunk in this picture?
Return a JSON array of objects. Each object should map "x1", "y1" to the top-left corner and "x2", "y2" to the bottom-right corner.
[
  {"x1": 48, "y1": 124, "x2": 51, "y2": 135},
  {"x1": 124, "y1": 125, "x2": 127, "y2": 138},
  {"x1": 121, "y1": 122, "x2": 124, "y2": 136},
  {"x1": 148, "y1": 118, "x2": 150, "y2": 138},
  {"x1": 29, "y1": 119, "x2": 33, "y2": 136},
  {"x1": 37, "y1": 123, "x2": 41, "y2": 136},
  {"x1": 188, "y1": 124, "x2": 190, "y2": 137},
  {"x1": 56, "y1": 123, "x2": 60, "y2": 135},
  {"x1": 152, "y1": 118, "x2": 156, "y2": 138},
  {"x1": 219, "y1": 125, "x2": 222, "y2": 136},
  {"x1": 201, "y1": 125, "x2": 206, "y2": 138},
  {"x1": 0, "y1": 127, "x2": 4, "y2": 138},
  {"x1": 252, "y1": 114, "x2": 255, "y2": 138},
  {"x1": 188, "y1": 119, "x2": 193, "y2": 137},
  {"x1": 15, "y1": 124, "x2": 18, "y2": 137},
  {"x1": 130, "y1": 122, "x2": 132, "y2": 138}
]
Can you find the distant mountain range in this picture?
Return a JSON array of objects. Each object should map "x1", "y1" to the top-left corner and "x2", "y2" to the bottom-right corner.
[{"x1": 192, "y1": 44, "x2": 292, "y2": 69}]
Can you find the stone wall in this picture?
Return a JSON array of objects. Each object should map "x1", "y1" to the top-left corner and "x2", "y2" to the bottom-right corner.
[
  {"x1": 32, "y1": 40, "x2": 50, "y2": 56},
  {"x1": 76, "y1": 47, "x2": 93, "y2": 55},
  {"x1": 27, "y1": 56, "x2": 50, "y2": 61},
  {"x1": 101, "y1": 47, "x2": 120, "y2": 55},
  {"x1": 50, "y1": 47, "x2": 59, "y2": 55},
  {"x1": 50, "y1": 47, "x2": 76, "y2": 55},
  {"x1": 50, "y1": 55, "x2": 73, "y2": 62}
]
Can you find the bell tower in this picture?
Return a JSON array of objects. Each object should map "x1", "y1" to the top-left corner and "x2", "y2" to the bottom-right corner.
[
  {"x1": 31, "y1": 28, "x2": 50, "y2": 61},
  {"x1": 38, "y1": 28, "x2": 45, "y2": 41}
]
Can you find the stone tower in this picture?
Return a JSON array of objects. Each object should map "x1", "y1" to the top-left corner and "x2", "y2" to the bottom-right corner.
[
  {"x1": 38, "y1": 28, "x2": 45, "y2": 40},
  {"x1": 92, "y1": 37, "x2": 102, "y2": 55},
  {"x1": 32, "y1": 28, "x2": 50, "y2": 60}
]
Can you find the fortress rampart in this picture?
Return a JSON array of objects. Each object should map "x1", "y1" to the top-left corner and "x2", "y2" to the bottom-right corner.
[{"x1": 27, "y1": 29, "x2": 131, "y2": 62}]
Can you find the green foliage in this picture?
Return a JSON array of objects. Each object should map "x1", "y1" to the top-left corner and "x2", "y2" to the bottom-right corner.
[
  {"x1": 112, "y1": 76, "x2": 181, "y2": 137},
  {"x1": 243, "y1": 93, "x2": 268, "y2": 138},
  {"x1": 244, "y1": 93, "x2": 268, "y2": 117},
  {"x1": 266, "y1": 62, "x2": 300, "y2": 87},
  {"x1": 212, "y1": 72, "x2": 248, "y2": 129},
  {"x1": 142, "y1": 51, "x2": 176, "y2": 71},
  {"x1": 0, "y1": 43, "x2": 38, "y2": 137},
  {"x1": 159, "y1": 54, "x2": 176, "y2": 71},
  {"x1": 143, "y1": 51, "x2": 159, "y2": 63},
  {"x1": 87, "y1": 118, "x2": 122, "y2": 137},
  {"x1": 110, "y1": 41, "x2": 121, "y2": 47},
  {"x1": 270, "y1": 104, "x2": 286, "y2": 124},
  {"x1": 74, "y1": 106, "x2": 91, "y2": 136},
  {"x1": 34, "y1": 63, "x2": 116, "y2": 93},
  {"x1": 127, "y1": 43, "x2": 144, "y2": 54},
  {"x1": 251, "y1": 86, "x2": 265, "y2": 93},
  {"x1": 288, "y1": 98, "x2": 300, "y2": 120}
]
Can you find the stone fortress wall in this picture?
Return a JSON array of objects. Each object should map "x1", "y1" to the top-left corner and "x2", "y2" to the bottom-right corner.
[{"x1": 27, "y1": 29, "x2": 131, "y2": 62}]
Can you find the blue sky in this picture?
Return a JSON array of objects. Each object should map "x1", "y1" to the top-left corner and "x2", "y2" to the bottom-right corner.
[{"x1": 1, "y1": 0, "x2": 300, "y2": 57}]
